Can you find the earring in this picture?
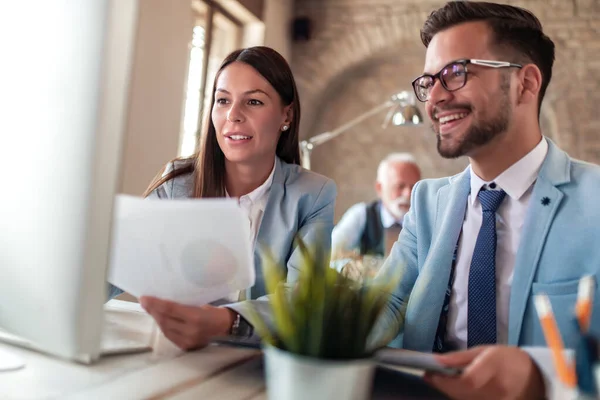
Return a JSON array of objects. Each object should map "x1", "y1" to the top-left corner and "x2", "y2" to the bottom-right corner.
[{"x1": 282, "y1": 125, "x2": 289, "y2": 131}]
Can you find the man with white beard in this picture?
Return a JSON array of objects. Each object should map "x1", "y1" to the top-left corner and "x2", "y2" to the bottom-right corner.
[{"x1": 332, "y1": 153, "x2": 421, "y2": 258}]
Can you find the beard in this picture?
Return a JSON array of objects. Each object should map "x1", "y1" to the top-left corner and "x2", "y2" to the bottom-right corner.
[
  {"x1": 387, "y1": 196, "x2": 410, "y2": 220},
  {"x1": 435, "y1": 77, "x2": 511, "y2": 159}
]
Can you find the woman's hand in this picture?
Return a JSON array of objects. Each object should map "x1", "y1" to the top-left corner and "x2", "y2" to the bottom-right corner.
[{"x1": 140, "y1": 296, "x2": 236, "y2": 350}]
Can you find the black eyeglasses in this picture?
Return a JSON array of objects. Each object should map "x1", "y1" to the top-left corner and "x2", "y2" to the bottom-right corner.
[{"x1": 411, "y1": 59, "x2": 523, "y2": 102}]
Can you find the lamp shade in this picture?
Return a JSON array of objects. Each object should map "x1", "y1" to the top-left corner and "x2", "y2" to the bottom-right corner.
[{"x1": 392, "y1": 104, "x2": 424, "y2": 126}]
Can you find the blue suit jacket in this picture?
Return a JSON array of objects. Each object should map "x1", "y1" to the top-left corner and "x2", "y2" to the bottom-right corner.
[
  {"x1": 372, "y1": 139, "x2": 600, "y2": 351},
  {"x1": 109, "y1": 157, "x2": 336, "y2": 301}
]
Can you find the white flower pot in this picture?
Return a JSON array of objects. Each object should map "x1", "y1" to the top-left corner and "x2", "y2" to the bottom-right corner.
[{"x1": 264, "y1": 345, "x2": 375, "y2": 400}]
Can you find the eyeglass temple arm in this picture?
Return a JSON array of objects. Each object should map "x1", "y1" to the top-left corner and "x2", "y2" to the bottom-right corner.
[{"x1": 470, "y1": 59, "x2": 522, "y2": 68}]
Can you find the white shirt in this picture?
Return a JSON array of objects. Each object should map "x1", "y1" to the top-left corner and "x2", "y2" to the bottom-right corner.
[
  {"x1": 226, "y1": 160, "x2": 276, "y2": 248},
  {"x1": 331, "y1": 201, "x2": 402, "y2": 255},
  {"x1": 446, "y1": 137, "x2": 548, "y2": 349}
]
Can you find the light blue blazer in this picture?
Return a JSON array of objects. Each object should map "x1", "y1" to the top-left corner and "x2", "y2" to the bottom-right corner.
[
  {"x1": 109, "y1": 156, "x2": 336, "y2": 302},
  {"x1": 372, "y1": 139, "x2": 600, "y2": 352}
]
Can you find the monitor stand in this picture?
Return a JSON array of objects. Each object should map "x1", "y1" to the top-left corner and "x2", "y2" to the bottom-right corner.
[{"x1": 0, "y1": 347, "x2": 25, "y2": 372}]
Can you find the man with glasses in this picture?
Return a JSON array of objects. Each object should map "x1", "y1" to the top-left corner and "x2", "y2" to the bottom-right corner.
[{"x1": 371, "y1": 1, "x2": 600, "y2": 399}]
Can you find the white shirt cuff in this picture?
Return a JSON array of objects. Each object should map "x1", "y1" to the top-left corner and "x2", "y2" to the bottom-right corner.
[{"x1": 522, "y1": 346, "x2": 578, "y2": 400}]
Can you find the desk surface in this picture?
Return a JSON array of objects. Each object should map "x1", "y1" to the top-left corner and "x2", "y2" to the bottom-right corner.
[
  {"x1": 0, "y1": 341, "x2": 446, "y2": 400},
  {"x1": 0, "y1": 300, "x2": 446, "y2": 400}
]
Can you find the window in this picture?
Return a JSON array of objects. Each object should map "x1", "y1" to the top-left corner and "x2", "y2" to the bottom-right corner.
[
  {"x1": 179, "y1": 1, "x2": 242, "y2": 157},
  {"x1": 180, "y1": 25, "x2": 206, "y2": 158}
]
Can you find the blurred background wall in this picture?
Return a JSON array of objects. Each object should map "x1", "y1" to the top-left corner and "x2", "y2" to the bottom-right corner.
[{"x1": 118, "y1": 0, "x2": 600, "y2": 222}]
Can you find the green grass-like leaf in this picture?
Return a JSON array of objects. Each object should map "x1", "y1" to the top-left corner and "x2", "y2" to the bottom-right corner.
[{"x1": 252, "y1": 236, "x2": 402, "y2": 359}]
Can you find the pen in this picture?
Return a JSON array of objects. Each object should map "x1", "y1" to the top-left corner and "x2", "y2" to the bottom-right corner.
[
  {"x1": 534, "y1": 294, "x2": 577, "y2": 388},
  {"x1": 575, "y1": 275, "x2": 595, "y2": 334}
]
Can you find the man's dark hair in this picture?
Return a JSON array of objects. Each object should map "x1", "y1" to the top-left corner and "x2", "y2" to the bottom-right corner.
[{"x1": 421, "y1": 1, "x2": 555, "y2": 115}]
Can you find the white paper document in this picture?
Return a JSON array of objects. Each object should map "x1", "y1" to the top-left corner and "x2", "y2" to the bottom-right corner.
[{"x1": 107, "y1": 195, "x2": 255, "y2": 306}]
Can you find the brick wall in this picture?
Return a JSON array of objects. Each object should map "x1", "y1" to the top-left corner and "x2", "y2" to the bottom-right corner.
[{"x1": 291, "y1": 0, "x2": 600, "y2": 220}]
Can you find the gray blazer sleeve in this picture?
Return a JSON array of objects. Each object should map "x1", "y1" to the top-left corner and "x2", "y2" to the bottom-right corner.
[
  {"x1": 146, "y1": 161, "x2": 178, "y2": 199},
  {"x1": 285, "y1": 178, "x2": 337, "y2": 283}
]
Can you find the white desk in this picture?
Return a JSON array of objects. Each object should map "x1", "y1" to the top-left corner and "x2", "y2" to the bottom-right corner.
[
  {"x1": 0, "y1": 340, "x2": 261, "y2": 400},
  {"x1": 0, "y1": 342, "x2": 448, "y2": 400},
  {"x1": 0, "y1": 300, "x2": 446, "y2": 400}
]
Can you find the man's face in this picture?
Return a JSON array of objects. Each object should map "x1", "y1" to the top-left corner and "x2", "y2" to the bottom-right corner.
[
  {"x1": 376, "y1": 162, "x2": 421, "y2": 219},
  {"x1": 423, "y1": 21, "x2": 514, "y2": 159}
]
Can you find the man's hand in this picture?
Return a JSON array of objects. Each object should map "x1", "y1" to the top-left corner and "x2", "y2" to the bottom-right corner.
[
  {"x1": 140, "y1": 296, "x2": 236, "y2": 350},
  {"x1": 424, "y1": 345, "x2": 545, "y2": 400}
]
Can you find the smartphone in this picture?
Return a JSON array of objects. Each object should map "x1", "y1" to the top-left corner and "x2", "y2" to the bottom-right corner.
[{"x1": 375, "y1": 348, "x2": 463, "y2": 376}]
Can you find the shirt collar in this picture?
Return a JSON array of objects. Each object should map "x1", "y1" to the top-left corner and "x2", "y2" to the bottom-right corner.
[
  {"x1": 379, "y1": 203, "x2": 403, "y2": 228},
  {"x1": 469, "y1": 137, "x2": 548, "y2": 205},
  {"x1": 226, "y1": 158, "x2": 277, "y2": 210}
]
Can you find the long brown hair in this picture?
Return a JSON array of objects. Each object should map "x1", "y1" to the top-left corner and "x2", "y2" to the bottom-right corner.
[{"x1": 143, "y1": 46, "x2": 301, "y2": 198}]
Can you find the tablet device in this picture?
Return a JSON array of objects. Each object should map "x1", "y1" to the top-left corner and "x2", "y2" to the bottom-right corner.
[
  {"x1": 375, "y1": 348, "x2": 463, "y2": 376},
  {"x1": 210, "y1": 337, "x2": 462, "y2": 376},
  {"x1": 210, "y1": 336, "x2": 262, "y2": 350}
]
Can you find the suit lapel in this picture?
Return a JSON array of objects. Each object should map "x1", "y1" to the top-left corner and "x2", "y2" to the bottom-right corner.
[
  {"x1": 405, "y1": 169, "x2": 471, "y2": 350},
  {"x1": 508, "y1": 139, "x2": 570, "y2": 344},
  {"x1": 431, "y1": 170, "x2": 472, "y2": 264}
]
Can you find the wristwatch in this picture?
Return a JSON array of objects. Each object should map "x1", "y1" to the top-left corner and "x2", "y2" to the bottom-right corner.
[{"x1": 230, "y1": 313, "x2": 254, "y2": 337}]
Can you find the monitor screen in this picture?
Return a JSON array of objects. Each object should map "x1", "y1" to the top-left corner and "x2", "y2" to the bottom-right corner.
[{"x1": 0, "y1": 0, "x2": 139, "y2": 363}]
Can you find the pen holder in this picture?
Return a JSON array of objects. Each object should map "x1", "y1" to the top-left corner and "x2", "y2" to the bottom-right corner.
[
  {"x1": 575, "y1": 332, "x2": 599, "y2": 398},
  {"x1": 264, "y1": 344, "x2": 375, "y2": 400}
]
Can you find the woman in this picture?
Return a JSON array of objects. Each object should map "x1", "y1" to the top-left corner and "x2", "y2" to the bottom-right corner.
[{"x1": 120, "y1": 46, "x2": 336, "y2": 350}]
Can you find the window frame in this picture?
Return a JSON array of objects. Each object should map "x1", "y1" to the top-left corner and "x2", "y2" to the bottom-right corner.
[{"x1": 179, "y1": 0, "x2": 243, "y2": 157}]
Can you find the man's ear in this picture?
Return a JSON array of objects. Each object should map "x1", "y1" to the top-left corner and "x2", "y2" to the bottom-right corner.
[
  {"x1": 516, "y1": 64, "x2": 542, "y2": 107},
  {"x1": 375, "y1": 181, "x2": 383, "y2": 197}
]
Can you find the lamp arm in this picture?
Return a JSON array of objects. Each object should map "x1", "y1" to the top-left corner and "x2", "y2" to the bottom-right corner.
[
  {"x1": 306, "y1": 99, "x2": 395, "y2": 147},
  {"x1": 299, "y1": 91, "x2": 415, "y2": 170}
]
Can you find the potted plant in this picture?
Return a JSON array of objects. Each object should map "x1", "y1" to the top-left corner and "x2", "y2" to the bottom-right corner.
[{"x1": 251, "y1": 239, "x2": 400, "y2": 400}]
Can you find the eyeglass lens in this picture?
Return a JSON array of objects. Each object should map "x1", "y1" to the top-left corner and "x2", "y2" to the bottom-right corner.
[{"x1": 413, "y1": 62, "x2": 467, "y2": 101}]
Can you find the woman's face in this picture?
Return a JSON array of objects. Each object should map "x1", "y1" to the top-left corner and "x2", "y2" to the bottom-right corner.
[{"x1": 212, "y1": 61, "x2": 292, "y2": 165}]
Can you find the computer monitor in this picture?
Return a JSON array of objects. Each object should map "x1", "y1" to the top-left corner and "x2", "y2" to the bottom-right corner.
[{"x1": 0, "y1": 0, "x2": 139, "y2": 363}]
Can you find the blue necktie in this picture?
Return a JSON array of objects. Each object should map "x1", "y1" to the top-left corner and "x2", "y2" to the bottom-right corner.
[{"x1": 467, "y1": 187, "x2": 506, "y2": 347}]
